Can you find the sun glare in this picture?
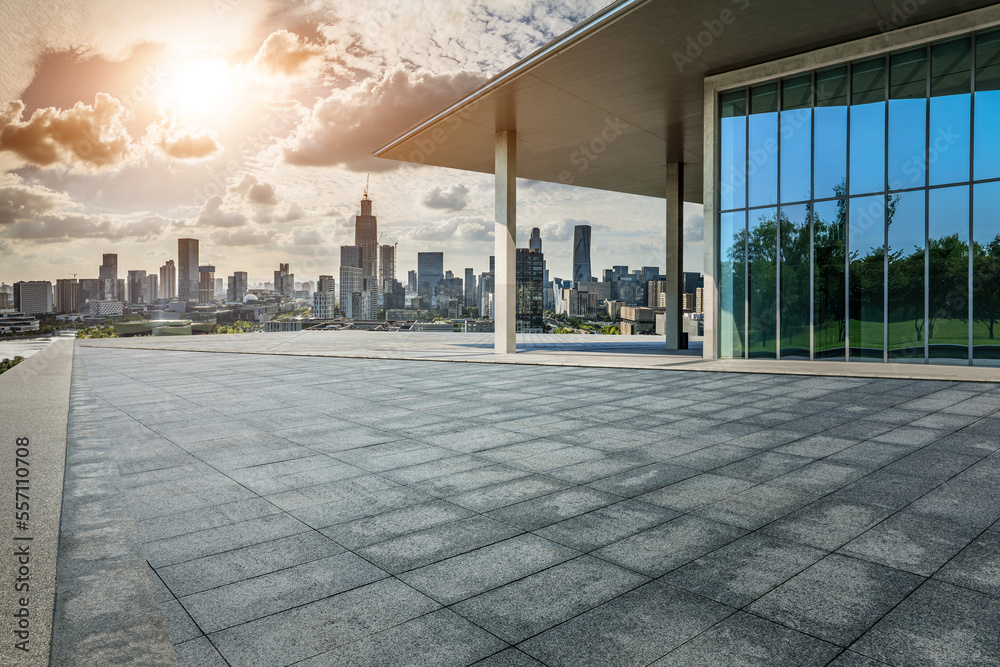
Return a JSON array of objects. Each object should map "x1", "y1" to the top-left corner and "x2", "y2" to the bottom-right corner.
[{"x1": 161, "y1": 59, "x2": 233, "y2": 114}]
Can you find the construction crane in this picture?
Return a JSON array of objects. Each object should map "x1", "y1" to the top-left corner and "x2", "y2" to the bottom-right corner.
[{"x1": 363, "y1": 173, "x2": 370, "y2": 199}]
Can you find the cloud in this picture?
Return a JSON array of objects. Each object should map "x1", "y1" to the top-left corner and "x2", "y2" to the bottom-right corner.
[
  {"x1": 0, "y1": 177, "x2": 72, "y2": 224},
  {"x1": 0, "y1": 94, "x2": 132, "y2": 169},
  {"x1": 210, "y1": 227, "x2": 276, "y2": 247},
  {"x1": 0, "y1": 212, "x2": 173, "y2": 242},
  {"x1": 148, "y1": 111, "x2": 220, "y2": 160},
  {"x1": 422, "y1": 183, "x2": 468, "y2": 212},
  {"x1": 409, "y1": 216, "x2": 493, "y2": 243},
  {"x1": 198, "y1": 196, "x2": 247, "y2": 228},
  {"x1": 282, "y1": 68, "x2": 487, "y2": 172},
  {"x1": 229, "y1": 174, "x2": 277, "y2": 205},
  {"x1": 253, "y1": 30, "x2": 325, "y2": 78}
]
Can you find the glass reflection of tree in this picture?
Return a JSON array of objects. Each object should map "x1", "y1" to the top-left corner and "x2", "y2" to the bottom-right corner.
[
  {"x1": 928, "y1": 234, "x2": 968, "y2": 344},
  {"x1": 973, "y1": 235, "x2": 1000, "y2": 342},
  {"x1": 885, "y1": 196, "x2": 924, "y2": 355},
  {"x1": 779, "y1": 208, "x2": 810, "y2": 355},
  {"x1": 748, "y1": 212, "x2": 777, "y2": 355},
  {"x1": 813, "y1": 190, "x2": 847, "y2": 352}
]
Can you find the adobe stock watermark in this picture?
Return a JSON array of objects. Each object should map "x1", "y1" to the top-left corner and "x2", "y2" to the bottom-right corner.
[
  {"x1": 877, "y1": 0, "x2": 929, "y2": 33},
  {"x1": 558, "y1": 117, "x2": 627, "y2": 185},
  {"x1": 673, "y1": 0, "x2": 753, "y2": 73}
]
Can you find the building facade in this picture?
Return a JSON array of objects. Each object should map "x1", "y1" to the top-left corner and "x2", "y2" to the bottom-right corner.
[
  {"x1": 55, "y1": 278, "x2": 79, "y2": 314},
  {"x1": 355, "y1": 194, "x2": 378, "y2": 280},
  {"x1": 198, "y1": 266, "x2": 215, "y2": 304},
  {"x1": 572, "y1": 225, "x2": 592, "y2": 282},
  {"x1": 178, "y1": 239, "x2": 199, "y2": 302},
  {"x1": 515, "y1": 248, "x2": 544, "y2": 333},
  {"x1": 14, "y1": 281, "x2": 52, "y2": 315},
  {"x1": 227, "y1": 271, "x2": 248, "y2": 303},
  {"x1": 417, "y1": 252, "x2": 444, "y2": 301},
  {"x1": 160, "y1": 260, "x2": 176, "y2": 299}
]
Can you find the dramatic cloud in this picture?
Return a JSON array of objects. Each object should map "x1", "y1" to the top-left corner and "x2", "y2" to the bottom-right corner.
[
  {"x1": 0, "y1": 212, "x2": 172, "y2": 242},
  {"x1": 0, "y1": 177, "x2": 72, "y2": 224},
  {"x1": 283, "y1": 68, "x2": 487, "y2": 172},
  {"x1": 229, "y1": 174, "x2": 278, "y2": 206},
  {"x1": 253, "y1": 30, "x2": 325, "y2": 78},
  {"x1": 0, "y1": 94, "x2": 132, "y2": 168},
  {"x1": 422, "y1": 183, "x2": 468, "y2": 212},
  {"x1": 197, "y1": 196, "x2": 247, "y2": 228},
  {"x1": 210, "y1": 227, "x2": 276, "y2": 247},
  {"x1": 148, "y1": 112, "x2": 220, "y2": 160},
  {"x1": 409, "y1": 216, "x2": 494, "y2": 243}
]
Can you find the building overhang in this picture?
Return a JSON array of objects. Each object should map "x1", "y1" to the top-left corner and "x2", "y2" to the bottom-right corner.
[{"x1": 374, "y1": 0, "x2": 996, "y2": 203}]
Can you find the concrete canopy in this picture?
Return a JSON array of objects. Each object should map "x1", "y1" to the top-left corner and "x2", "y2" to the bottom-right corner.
[{"x1": 375, "y1": 0, "x2": 994, "y2": 203}]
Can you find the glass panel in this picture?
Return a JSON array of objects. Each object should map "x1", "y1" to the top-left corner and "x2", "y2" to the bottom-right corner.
[
  {"x1": 928, "y1": 186, "x2": 970, "y2": 360},
  {"x1": 975, "y1": 31, "x2": 1000, "y2": 180},
  {"x1": 887, "y1": 192, "x2": 925, "y2": 360},
  {"x1": 973, "y1": 181, "x2": 1000, "y2": 364},
  {"x1": 781, "y1": 75, "x2": 812, "y2": 203},
  {"x1": 930, "y1": 39, "x2": 971, "y2": 186},
  {"x1": 850, "y1": 59, "x2": 886, "y2": 195},
  {"x1": 780, "y1": 204, "x2": 810, "y2": 358},
  {"x1": 815, "y1": 68, "x2": 848, "y2": 201},
  {"x1": 720, "y1": 90, "x2": 747, "y2": 210},
  {"x1": 720, "y1": 211, "x2": 747, "y2": 358},
  {"x1": 849, "y1": 195, "x2": 885, "y2": 361},
  {"x1": 748, "y1": 207, "x2": 778, "y2": 358},
  {"x1": 888, "y1": 50, "x2": 927, "y2": 191},
  {"x1": 814, "y1": 199, "x2": 846, "y2": 359},
  {"x1": 748, "y1": 84, "x2": 779, "y2": 208}
]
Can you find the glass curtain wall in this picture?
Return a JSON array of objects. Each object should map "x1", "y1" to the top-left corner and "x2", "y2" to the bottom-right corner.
[{"x1": 717, "y1": 27, "x2": 1000, "y2": 365}]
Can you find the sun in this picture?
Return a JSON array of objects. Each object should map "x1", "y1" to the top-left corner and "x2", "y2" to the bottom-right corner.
[{"x1": 161, "y1": 59, "x2": 233, "y2": 114}]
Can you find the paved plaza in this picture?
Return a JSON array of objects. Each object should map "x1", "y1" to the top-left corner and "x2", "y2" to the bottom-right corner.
[{"x1": 47, "y1": 340, "x2": 1000, "y2": 665}]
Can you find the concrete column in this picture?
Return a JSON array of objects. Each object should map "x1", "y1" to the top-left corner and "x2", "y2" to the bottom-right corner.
[
  {"x1": 495, "y1": 130, "x2": 516, "y2": 354},
  {"x1": 665, "y1": 162, "x2": 684, "y2": 350},
  {"x1": 702, "y1": 84, "x2": 719, "y2": 359}
]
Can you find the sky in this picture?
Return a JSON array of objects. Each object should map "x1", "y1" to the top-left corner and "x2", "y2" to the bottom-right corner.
[{"x1": 0, "y1": 0, "x2": 704, "y2": 287}]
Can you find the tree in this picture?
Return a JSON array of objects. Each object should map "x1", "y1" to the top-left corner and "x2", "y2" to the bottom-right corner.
[
  {"x1": 0, "y1": 356, "x2": 24, "y2": 375},
  {"x1": 973, "y1": 235, "x2": 1000, "y2": 340}
]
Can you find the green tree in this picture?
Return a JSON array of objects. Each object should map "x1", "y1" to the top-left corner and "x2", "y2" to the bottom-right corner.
[
  {"x1": 0, "y1": 356, "x2": 24, "y2": 375},
  {"x1": 973, "y1": 234, "x2": 1000, "y2": 339}
]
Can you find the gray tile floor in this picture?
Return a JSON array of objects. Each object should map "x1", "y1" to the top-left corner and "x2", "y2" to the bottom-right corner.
[{"x1": 63, "y1": 346, "x2": 1000, "y2": 666}]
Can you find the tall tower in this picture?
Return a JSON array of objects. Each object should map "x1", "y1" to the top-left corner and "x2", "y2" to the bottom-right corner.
[
  {"x1": 99, "y1": 253, "x2": 118, "y2": 300},
  {"x1": 572, "y1": 225, "x2": 593, "y2": 282},
  {"x1": 159, "y1": 259, "x2": 176, "y2": 299},
  {"x1": 178, "y1": 238, "x2": 199, "y2": 302},
  {"x1": 529, "y1": 227, "x2": 542, "y2": 252},
  {"x1": 355, "y1": 188, "x2": 378, "y2": 281},
  {"x1": 379, "y1": 244, "x2": 395, "y2": 291}
]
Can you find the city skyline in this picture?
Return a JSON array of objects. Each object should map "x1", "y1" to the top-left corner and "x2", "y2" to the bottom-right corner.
[{"x1": 0, "y1": 1, "x2": 705, "y2": 286}]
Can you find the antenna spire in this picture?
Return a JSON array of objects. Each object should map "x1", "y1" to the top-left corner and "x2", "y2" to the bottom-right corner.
[{"x1": 364, "y1": 173, "x2": 370, "y2": 199}]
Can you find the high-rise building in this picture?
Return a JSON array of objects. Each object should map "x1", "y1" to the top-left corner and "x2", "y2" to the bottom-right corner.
[
  {"x1": 683, "y1": 272, "x2": 704, "y2": 295},
  {"x1": 339, "y1": 266, "x2": 363, "y2": 317},
  {"x1": 647, "y1": 280, "x2": 669, "y2": 308},
  {"x1": 227, "y1": 271, "x2": 248, "y2": 302},
  {"x1": 479, "y1": 272, "x2": 495, "y2": 320},
  {"x1": 379, "y1": 244, "x2": 395, "y2": 291},
  {"x1": 355, "y1": 192, "x2": 378, "y2": 279},
  {"x1": 407, "y1": 270, "x2": 417, "y2": 294},
  {"x1": 13, "y1": 281, "x2": 52, "y2": 315},
  {"x1": 79, "y1": 279, "x2": 100, "y2": 305},
  {"x1": 417, "y1": 252, "x2": 444, "y2": 300},
  {"x1": 464, "y1": 268, "x2": 476, "y2": 308},
  {"x1": 273, "y1": 263, "x2": 293, "y2": 298},
  {"x1": 99, "y1": 254, "x2": 118, "y2": 300},
  {"x1": 215, "y1": 277, "x2": 224, "y2": 298},
  {"x1": 178, "y1": 239, "x2": 199, "y2": 301},
  {"x1": 573, "y1": 225, "x2": 593, "y2": 283},
  {"x1": 383, "y1": 279, "x2": 405, "y2": 312},
  {"x1": 55, "y1": 279, "x2": 79, "y2": 314},
  {"x1": 198, "y1": 265, "x2": 215, "y2": 304},
  {"x1": 127, "y1": 270, "x2": 147, "y2": 303},
  {"x1": 313, "y1": 291, "x2": 336, "y2": 318},
  {"x1": 318, "y1": 275, "x2": 336, "y2": 293},
  {"x1": 159, "y1": 260, "x2": 176, "y2": 299},
  {"x1": 341, "y1": 246, "x2": 360, "y2": 269},
  {"x1": 516, "y1": 249, "x2": 544, "y2": 333},
  {"x1": 145, "y1": 274, "x2": 158, "y2": 303},
  {"x1": 529, "y1": 227, "x2": 542, "y2": 251}
]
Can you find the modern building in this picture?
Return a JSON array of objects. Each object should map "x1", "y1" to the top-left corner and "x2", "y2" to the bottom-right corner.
[
  {"x1": 529, "y1": 227, "x2": 542, "y2": 252},
  {"x1": 198, "y1": 266, "x2": 215, "y2": 304},
  {"x1": 515, "y1": 248, "x2": 544, "y2": 333},
  {"x1": 13, "y1": 281, "x2": 53, "y2": 315},
  {"x1": 312, "y1": 291, "x2": 336, "y2": 319},
  {"x1": 145, "y1": 275, "x2": 158, "y2": 304},
  {"x1": 379, "y1": 244, "x2": 395, "y2": 291},
  {"x1": 318, "y1": 275, "x2": 336, "y2": 293},
  {"x1": 55, "y1": 278, "x2": 79, "y2": 314},
  {"x1": 99, "y1": 254, "x2": 118, "y2": 300},
  {"x1": 341, "y1": 246, "x2": 360, "y2": 270},
  {"x1": 417, "y1": 252, "x2": 444, "y2": 301},
  {"x1": 127, "y1": 270, "x2": 147, "y2": 303},
  {"x1": 376, "y1": 0, "x2": 1000, "y2": 364},
  {"x1": 464, "y1": 268, "x2": 476, "y2": 308},
  {"x1": 339, "y1": 266, "x2": 363, "y2": 318},
  {"x1": 227, "y1": 272, "x2": 248, "y2": 303},
  {"x1": 177, "y1": 239, "x2": 199, "y2": 302},
  {"x1": 273, "y1": 264, "x2": 293, "y2": 299},
  {"x1": 159, "y1": 260, "x2": 176, "y2": 299},
  {"x1": 79, "y1": 279, "x2": 100, "y2": 306},
  {"x1": 355, "y1": 193, "x2": 379, "y2": 280},
  {"x1": 407, "y1": 270, "x2": 417, "y2": 294},
  {"x1": 572, "y1": 225, "x2": 592, "y2": 283}
]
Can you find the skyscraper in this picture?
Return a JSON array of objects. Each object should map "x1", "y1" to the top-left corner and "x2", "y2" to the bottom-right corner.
[
  {"x1": 341, "y1": 246, "x2": 360, "y2": 269},
  {"x1": 227, "y1": 271, "x2": 248, "y2": 302},
  {"x1": 99, "y1": 253, "x2": 118, "y2": 300},
  {"x1": 464, "y1": 268, "x2": 476, "y2": 308},
  {"x1": 55, "y1": 279, "x2": 79, "y2": 314},
  {"x1": 273, "y1": 263, "x2": 293, "y2": 298},
  {"x1": 318, "y1": 275, "x2": 336, "y2": 293},
  {"x1": 355, "y1": 192, "x2": 378, "y2": 280},
  {"x1": 127, "y1": 270, "x2": 147, "y2": 303},
  {"x1": 198, "y1": 266, "x2": 215, "y2": 304},
  {"x1": 379, "y1": 244, "x2": 395, "y2": 290},
  {"x1": 159, "y1": 260, "x2": 176, "y2": 299},
  {"x1": 573, "y1": 225, "x2": 593, "y2": 282},
  {"x1": 417, "y1": 252, "x2": 444, "y2": 300},
  {"x1": 178, "y1": 239, "x2": 199, "y2": 302},
  {"x1": 407, "y1": 270, "x2": 417, "y2": 294},
  {"x1": 516, "y1": 248, "x2": 544, "y2": 333},
  {"x1": 529, "y1": 227, "x2": 542, "y2": 251}
]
